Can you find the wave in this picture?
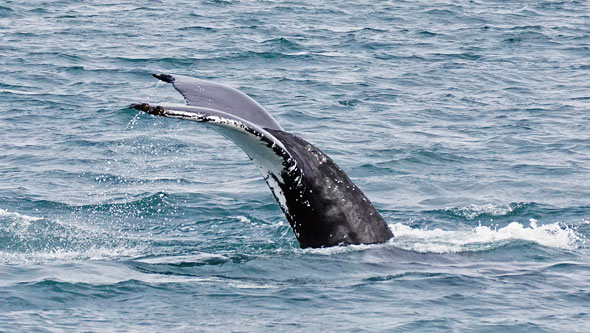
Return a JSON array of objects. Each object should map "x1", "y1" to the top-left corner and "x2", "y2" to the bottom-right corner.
[
  {"x1": 0, "y1": 207, "x2": 144, "y2": 265},
  {"x1": 2, "y1": 198, "x2": 585, "y2": 263},
  {"x1": 440, "y1": 202, "x2": 530, "y2": 220},
  {"x1": 76, "y1": 191, "x2": 171, "y2": 213},
  {"x1": 260, "y1": 37, "x2": 302, "y2": 51},
  {"x1": 0, "y1": 208, "x2": 43, "y2": 224},
  {"x1": 301, "y1": 216, "x2": 583, "y2": 256},
  {"x1": 389, "y1": 220, "x2": 581, "y2": 253},
  {"x1": 0, "y1": 246, "x2": 143, "y2": 265}
]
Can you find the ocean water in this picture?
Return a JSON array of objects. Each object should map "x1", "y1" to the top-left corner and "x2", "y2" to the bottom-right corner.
[{"x1": 1, "y1": 0, "x2": 589, "y2": 331}]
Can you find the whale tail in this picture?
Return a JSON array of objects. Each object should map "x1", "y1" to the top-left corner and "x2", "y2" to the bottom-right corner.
[
  {"x1": 130, "y1": 74, "x2": 393, "y2": 248},
  {"x1": 151, "y1": 73, "x2": 282, "y2": 131}
]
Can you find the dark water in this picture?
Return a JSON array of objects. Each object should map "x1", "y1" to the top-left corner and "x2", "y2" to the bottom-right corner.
[{"x1": 1, "y1": 0, "x2": 590, "y2": 331}]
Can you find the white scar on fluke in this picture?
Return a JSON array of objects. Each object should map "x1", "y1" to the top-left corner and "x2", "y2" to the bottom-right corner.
[{"x1": 131, "y1": 73, "x2": 393, "y2": 248}]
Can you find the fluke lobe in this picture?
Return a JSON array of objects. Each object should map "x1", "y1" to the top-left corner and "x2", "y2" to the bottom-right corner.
[{"x1": 131, "y1": 74, "x2": 393, "y2": 248}]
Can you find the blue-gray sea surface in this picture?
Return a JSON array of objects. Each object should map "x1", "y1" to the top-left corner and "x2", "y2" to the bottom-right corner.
[{"x1": 1, "y1": 1, "x2": 589, "y2": 331}]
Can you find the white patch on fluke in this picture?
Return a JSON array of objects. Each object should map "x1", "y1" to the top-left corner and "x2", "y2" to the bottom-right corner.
[
  {"x1": 157, "y1": 105, "x2": 313, "y2": 234},
  {"x1": 162, "y1": 106, "x2": 299, "y2": 218},
  {"x1": 266, "y1": 175, "x2": 290, "y2": 215}
]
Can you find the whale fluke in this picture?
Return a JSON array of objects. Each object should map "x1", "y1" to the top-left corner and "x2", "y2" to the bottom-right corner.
[
  {"x1": 153, "y1": 73, "x2": 174, "y2": 83},
  {"x1": 152, "y1": 73, "x2": 282, "y2": 131},
  {"x1": 131, "y1": 74, "x2": 393, "y2": 248}
]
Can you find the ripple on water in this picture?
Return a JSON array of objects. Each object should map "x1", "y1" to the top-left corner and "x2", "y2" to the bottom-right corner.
[{"x1": 1, "y1": 0, "x2": 590, "y2": 331}]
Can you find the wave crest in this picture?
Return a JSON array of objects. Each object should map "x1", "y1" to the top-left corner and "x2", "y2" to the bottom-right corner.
[{"x1": 389, "y1": 220, "x2": 580, "y2": 253}]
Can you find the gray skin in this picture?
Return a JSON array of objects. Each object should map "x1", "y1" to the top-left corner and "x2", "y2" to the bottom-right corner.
[{"x1": 131, "y1": 74, "x2": 393, "y2": 248}]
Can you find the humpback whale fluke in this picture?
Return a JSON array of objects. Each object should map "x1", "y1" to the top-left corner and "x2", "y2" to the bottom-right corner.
[
  {"x1": 131, "y1": 74, "x2": 393, "y2": 248},
  {"x1": 152, "y1": 73, "x2": 174, "y2": 83}
]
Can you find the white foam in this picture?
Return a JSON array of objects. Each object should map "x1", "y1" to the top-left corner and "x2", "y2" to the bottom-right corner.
[
  {"x1": 0, "y1": 208, "x2": 43, "y2": 234},
  {"x1": 297, "y1": 219, "x2": 582, "y2": 255},
  {"x1": 227, "y1": 281, "x2": 279, "y2": 289},
  {"x1": 317, "y1": 25, "x2": 365, "y2": 33},
  {"x1": 236, "y1": 216, "x2": 252, "y2": 223},
  {"x1": 0, "y1": 89, "x2": 40, "y2": 95},
  {"x1": 389, "y1": 219, "x2": 580, "y2": 253},
  {"x1": 0, "y1": 208, "x2": 43, "y2": 223},
  {"x1": 446, "y1": 203, "x2": 523, "y2": 220},
  {"x1": 299, "y1": 243, "x2": 374, "y2": 256},
  {"x1": 0, "y1": 246, "x2": 144, "y2": 265},
  {"x1": 136, "y1": 252, "x2": 227, "y2": 264}
]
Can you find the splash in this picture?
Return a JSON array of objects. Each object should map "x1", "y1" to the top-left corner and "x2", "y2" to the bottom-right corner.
[
  {"x1": 0, "y1": 208, "x2": 43, "y2": 223},
  {"x1": 0, "y1": 208, "x2": 43, "y2": 235},
  {"x1": 236, "y1": 215, "x2": 252, "y2": 223},
  {"x1": 389, "y1": 219, "x2": 580, "y2": 253},
  {"x1": 0, "y1": 208, "x2": 145, "y2": 265},
  {"x1": 444, "y1": 203, "x2": 526, "y2": 220},
  {"x1": 126, "y1": 79, "x2": 163, "y2": 129},
  {"x1": 0, "y1": 246, "x2": 143, "y2": 265},
  {"x1": 300, "y1": 243, "x2": 374, "y2": 256},
  {"x1": 297, "y1": 216, "x2": 582, "y2": 256}
]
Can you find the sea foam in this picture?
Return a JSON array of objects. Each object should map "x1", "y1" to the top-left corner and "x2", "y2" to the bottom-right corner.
[{"x1": 389, "y1": 219, "x2": 580, "y2": 253}]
